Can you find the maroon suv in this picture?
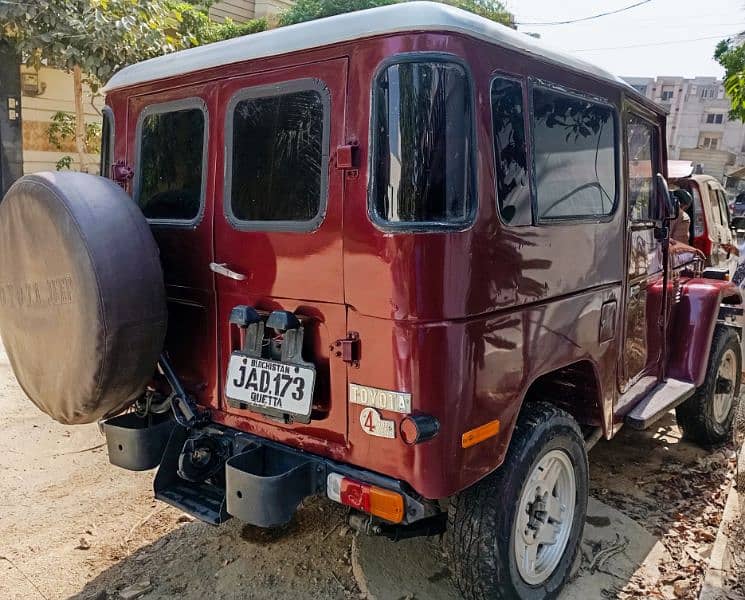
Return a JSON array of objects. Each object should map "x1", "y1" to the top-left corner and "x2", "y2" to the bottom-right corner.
[{"x1": 0, "y1": 4, "x2": 741, "y2": 599}]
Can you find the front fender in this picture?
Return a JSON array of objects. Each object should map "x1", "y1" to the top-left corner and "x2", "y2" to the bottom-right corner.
[{"x1": 667, "y1": 279, "x2": 742, "y2": 386}]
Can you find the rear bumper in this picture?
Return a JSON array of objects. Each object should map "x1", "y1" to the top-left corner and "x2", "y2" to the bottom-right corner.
[{"x1": 103, "y1": 414, "x2": 436, "y2": 528}]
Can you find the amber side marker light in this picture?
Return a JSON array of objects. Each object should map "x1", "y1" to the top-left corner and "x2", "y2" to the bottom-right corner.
[
  {"x1": 327, "y1": 473, "x2": 405, "y2": 523},
  {"x1": 461, "y1": 418, "x2": 501, "y2": 448}
]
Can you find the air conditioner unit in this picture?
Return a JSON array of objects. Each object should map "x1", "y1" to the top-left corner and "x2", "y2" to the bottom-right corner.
[{"x1": 21, "y1": 72, "x2": 46, "y2": 96}]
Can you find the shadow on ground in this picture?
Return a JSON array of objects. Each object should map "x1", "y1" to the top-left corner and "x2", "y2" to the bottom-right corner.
[
  {"x1": 69, "y1": 497, "x2": 359, "y2": 600},
  {"x1": 66, "y1": 413, "x2": 733, "y2": 600}
]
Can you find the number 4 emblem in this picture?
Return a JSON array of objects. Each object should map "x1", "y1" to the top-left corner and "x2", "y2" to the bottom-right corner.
[{"x1": 359, "y1": 407, "x2": 396, "y2": 439}]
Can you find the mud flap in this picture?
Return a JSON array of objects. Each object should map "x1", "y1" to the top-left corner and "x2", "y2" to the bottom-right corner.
[
  {"x1": 225, "y1": 441, "x2": 325, "y2": 528},
  {"x1": 103, "y1": 412, "x2": 175, "y2": 471}
]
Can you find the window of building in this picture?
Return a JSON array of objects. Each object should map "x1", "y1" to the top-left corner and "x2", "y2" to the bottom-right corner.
[
  {"x1": 627, "y1": 115, "x2": 656, "y2": 221},
  {"x1": 661, "y1": 87, "x2": 674, "y2": 101},
  {"x1": 632, "y1": 84, "x2": 647, "y2": 95},
  {"x1": 227, "y1": 82, "x2": 328, "y2": 228},
  {"x1": 531, "y1": 86, "x2": 617, "y2": 220},
  {"x1": 700, "y1": 86, "x2": 717, "y2": 100},
  {"x1": 136, "y1": 102, "x2": 206, "y2": 222},
  {"x1": 491, "y1": 76, "x2": 530, "y2": 225},
  {"x1": 706, "y1": 113, "x2": 724, "y2": 124},
  {"x1": 700, "y1": 136, "x2": 720, "y2": 150},
  {"x1": 372, "y1": 59, "x2": 473, "y2": 228}
]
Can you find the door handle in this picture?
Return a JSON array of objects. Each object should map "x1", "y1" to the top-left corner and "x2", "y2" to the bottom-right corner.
[{"x1": 209, "y1": 262, "x2": 246, "y2": 281}]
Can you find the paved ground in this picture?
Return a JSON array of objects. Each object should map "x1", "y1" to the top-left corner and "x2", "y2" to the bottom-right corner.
[{"x1": 0, "y1": 340, "x2": 737, "y2": 600}]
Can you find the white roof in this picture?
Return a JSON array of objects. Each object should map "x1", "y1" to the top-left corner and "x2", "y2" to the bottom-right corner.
[{"x1": 104, "y1": 1, "x2": 635, "y2": 94}]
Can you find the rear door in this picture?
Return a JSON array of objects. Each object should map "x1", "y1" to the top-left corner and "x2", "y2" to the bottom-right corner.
[
  {"x1": 127, "y1": 86, "x2": 219, "y2": 410},
  {"x1": 213, "y1": 58, "x2": 349, "y2": 444}
]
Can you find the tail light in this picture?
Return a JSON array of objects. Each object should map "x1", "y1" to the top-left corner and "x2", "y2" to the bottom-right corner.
[{"x1": 326, "y1": 473, "x2": 405, "y2": 523}]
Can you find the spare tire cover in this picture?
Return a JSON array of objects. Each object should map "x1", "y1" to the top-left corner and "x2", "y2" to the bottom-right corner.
[{"x1": 0, "y1": 172, "x2": 167, "y2": 424}]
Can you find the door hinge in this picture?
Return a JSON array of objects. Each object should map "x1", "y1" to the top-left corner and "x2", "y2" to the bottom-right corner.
[{"x1": 333, "y1": 332, "x2": 361, "y2": 367}]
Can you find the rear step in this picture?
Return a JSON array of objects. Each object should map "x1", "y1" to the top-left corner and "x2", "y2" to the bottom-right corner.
[
  {"x1": 154, "y1": 426, "x2": 230, "y2": 524},
  {"x1": 153, "y1": 424, "x2": 324, "y2": 527},
  {"x1": 625, "y1": 378, "x2": 696, "y2": 430}
]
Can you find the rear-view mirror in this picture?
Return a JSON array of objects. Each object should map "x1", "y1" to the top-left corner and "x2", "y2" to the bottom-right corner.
[{"x1": 655, "y1": 173, "x2": 678, "y2": 221}]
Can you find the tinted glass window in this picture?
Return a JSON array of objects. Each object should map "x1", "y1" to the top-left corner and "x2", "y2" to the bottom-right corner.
[
  {"x1": 138, "y1": 107, "x2": 204, "y2": 221},
  {"x1": 691, "y1": 185, "x2": 705, "y2": 237},
  {"x1": 373, "y1": 61, "x2": 472, "y2": 226},
  {"x1": 491, "y1": 77, "x2": 530, "y2": 225},
  {"x1": 230, "y1": 89, "x2": 325, "y2": 223},
  {"x1": 532, "y1": 87, "x2": 616, "y2": 220},
  {"x1": 708, "y1": 186, "x2": 723, "y2": 226},
  {"x1": 100, "y1": 108, "x2": 113, "y2": 178},
  {"x1": 627, "y1": 116, "x2": 656, "y2": 221},
  {"x1": 716, "y1": 189, "x2": 730, "y2": 226}
]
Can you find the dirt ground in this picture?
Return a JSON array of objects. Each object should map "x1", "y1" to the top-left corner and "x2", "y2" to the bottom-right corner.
[{"x1": 0, "y1": 338, "x2": 738, "y2": 600}]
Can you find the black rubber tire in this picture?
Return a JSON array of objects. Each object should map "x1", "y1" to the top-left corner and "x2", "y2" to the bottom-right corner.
[
  {"x1": 0, "y1": 172, "x2": 167, "y2": 424},
  {"x1": 446, "y1": 402, "x2": 588, "y2": 600},
  {"x1": 676, "y1": 326, "x2": 741, "y2": 447}
]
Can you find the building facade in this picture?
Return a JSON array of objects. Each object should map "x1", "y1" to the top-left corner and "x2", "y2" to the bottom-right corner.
[
  {"x1": 0, "y1": 42, "x2": 23, "y2": 196},
  {"x1": 624, "y1": 75, "x2": 745, "y2": 183}
]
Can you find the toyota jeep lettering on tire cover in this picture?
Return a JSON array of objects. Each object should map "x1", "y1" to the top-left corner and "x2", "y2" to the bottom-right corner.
[{"x1": 0, "y1": 4, "x2": 742, "y2": 599}]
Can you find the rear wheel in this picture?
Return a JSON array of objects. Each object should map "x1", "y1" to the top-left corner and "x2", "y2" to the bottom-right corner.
[
  {"x1": 447, "y1": 402, "x2": 588, "y2": 600},
  {"x1": 676, "y1": 326, "x2": 741, "y2": 447}
]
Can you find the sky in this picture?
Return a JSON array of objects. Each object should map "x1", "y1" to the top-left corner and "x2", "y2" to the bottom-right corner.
[{"x1": 505, "y1": 0, "x2": 745, "y2": 79}]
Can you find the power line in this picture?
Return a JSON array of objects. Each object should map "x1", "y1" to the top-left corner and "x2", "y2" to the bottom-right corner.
[
  {"x1": 573, "y1": 32, "x2": 739, "y2": 52},
  {"x1": 516, "y1": 0, "x2": 653, "y2": 26}
]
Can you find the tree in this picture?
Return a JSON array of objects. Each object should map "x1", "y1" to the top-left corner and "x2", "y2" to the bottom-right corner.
[
  {"x1": 0, "y1": 0, "x2": 265, "y2": 171},
  {"x1": 715, "y1": 34, "x2": 745, "y2": 121},
  {"x1": 279, "y1": 0, "x2": 514, "y2": 28}
]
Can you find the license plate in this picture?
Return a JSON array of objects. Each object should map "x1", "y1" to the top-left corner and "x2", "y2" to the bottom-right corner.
[{"x1": 225, "y1": 353, "x2": 315, "y2": 418}]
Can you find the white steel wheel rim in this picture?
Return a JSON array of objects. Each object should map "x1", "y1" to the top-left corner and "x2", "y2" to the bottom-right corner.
[
  {"x1": 513, "y1": 449, "x2": 576, "y2": 586},
  {"x1": 713, "y1": 348, "x2": 737, "y2": 423}
]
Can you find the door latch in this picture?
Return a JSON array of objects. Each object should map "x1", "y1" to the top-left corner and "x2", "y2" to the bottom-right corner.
[
  {"x1": 333, "y1": 332, "x2": 361, "y2": 367},
  {"x1": 209, "y1": 262, "x2": 246, "y2": 281}
]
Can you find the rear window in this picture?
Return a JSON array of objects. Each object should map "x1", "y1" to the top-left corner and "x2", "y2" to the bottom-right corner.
[
  {"x1": 226, "y1": 81, "x2": 329, "y2": 229},
  {"x1": 371, "y1": 59, "x2": 473, "y2": 228},
  {"x1": 136, "y1": 102, "x2": 206, "y2": 222},
  {"x1": 100, "y1": 107, "x2": 113, "y2": 178},
  {"x1": 532, "y1": 87, "x2": 617, "y2": 220}
]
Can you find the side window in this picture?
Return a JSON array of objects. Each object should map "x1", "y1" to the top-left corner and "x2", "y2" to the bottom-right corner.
[
  {"x1": 491, "y1": 76, "x2": 530, "y2": 226},
  {"x1": 136, "y1": 103, "x2": 206, "y2": 222},
  {"x1": 100, "y1": 107, "x2": 114, "y2": 178},
  {"x1": 708, "y1": 186, "x2": 723, "y2": 226},
  {"x1": 372, "y1": 59, "x2": 473, "y2": 228},
  {"x1": 227, "y1": 81, "x2": 328, "y2": 228},
  {"x1": 626, "y1": 115, "x2": 656, "y2": 221},
  {"x1": 532, "y1": 86, "x2": 617, "y2": 220},
  {"x1": 690, "y1": 185, "x2": 705, "y2": 237},
  {"x1": 716, "y1": 189, "x2": 730, "y2": 227}
]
